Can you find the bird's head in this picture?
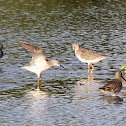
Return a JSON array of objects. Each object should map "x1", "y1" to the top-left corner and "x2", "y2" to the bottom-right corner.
[
  {"x1": 72, "y1": 43, "x2": 80, "y2": 51},
  {"x1": 52, "y1": 60, "x2": 66, "y2": 70}
]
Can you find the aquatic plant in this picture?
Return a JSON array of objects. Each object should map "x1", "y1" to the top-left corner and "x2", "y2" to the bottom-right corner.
[{"x1": 120, "y1": 62, "x2": 126, "y2": 74}]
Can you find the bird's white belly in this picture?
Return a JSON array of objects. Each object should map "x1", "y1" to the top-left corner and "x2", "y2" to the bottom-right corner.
[
  {"x1": 29, "y1": 64, "x2": 47, "y2": 73},
  {"x1": 100, "y1": 90, "x2": 116, "y2": 96},
  {"x1": 77, "y1": 56, "x2": 101, "y2": 64},
  {"x1": 21, "y1": 63, "x2": 48, "y2": 77}
]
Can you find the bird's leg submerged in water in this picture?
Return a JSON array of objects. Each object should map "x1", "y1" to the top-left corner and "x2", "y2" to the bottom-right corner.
[
  {"x1": 40, "y1": 77, "x2": 44, "y2": 85},
  {"x1": 88, "y1": 64, "x2": 90, "y2": 74},
  {"x1": 37, "y1": 79, "x2": 40, "y2": 89},
  {"x1": 88, "y1": 63, "x2": 94, "y2": 74},
  {"x1": 37, "y1": 76, "x2": 44, "y2": 89},
  {"x1": 90, "y1": 63, "x2": 94, "y2": 74}
]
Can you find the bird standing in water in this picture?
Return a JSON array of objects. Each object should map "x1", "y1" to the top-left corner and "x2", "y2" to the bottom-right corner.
[
  {"x1": 18, "y1": 41, "x2": 65, "y2": 89},
  {"x1": 99, "y1": 71, "x2": 126, "y2": 96},
  {"x1": 72, "y1": 43, "x2": 109, "y2": 74}
]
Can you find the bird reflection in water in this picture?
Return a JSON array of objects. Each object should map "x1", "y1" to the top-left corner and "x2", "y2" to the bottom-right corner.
[
  {"x1": 99, "y1": 95, "x2": 123, "y2": 104},
  {"x1": 76, "y1": 74, "x2": 95, "y2": 86}
]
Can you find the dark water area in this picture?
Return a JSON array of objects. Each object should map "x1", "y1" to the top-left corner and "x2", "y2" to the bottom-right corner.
[{"x1": 0, "y1": 0, "x2": 126, "y2": 125}]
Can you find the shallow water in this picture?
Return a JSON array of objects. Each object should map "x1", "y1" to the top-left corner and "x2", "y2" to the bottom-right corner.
[{"x1": 0, "y1": 0, "x2": 126, "y2": 125}]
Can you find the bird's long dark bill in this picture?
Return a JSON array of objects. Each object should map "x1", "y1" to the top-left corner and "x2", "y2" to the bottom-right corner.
[
  {"x1": 60, "y1": 65, "x2": 67, "y2": 70},
  {"x1": 121, "y1": 75, "x2": 126, "y2": 81}
]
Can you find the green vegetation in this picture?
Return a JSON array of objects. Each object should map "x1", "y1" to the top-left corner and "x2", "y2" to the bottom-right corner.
[{"x1": 120, "y1": 62, "x2": 126, "y2": 74}]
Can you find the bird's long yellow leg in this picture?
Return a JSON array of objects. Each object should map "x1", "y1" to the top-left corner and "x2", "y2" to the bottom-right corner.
[
  {"x1": 88, "y1": 64, "x2": 90, "y2": 74},
  {"x1": 90, "y1": 63, "x2": 94, "y2": 73},
  {"x1": 37, "y1": 77, "x2": 44, "y2": 89},
  {"x1": 40, "y1": 77, "x2": 44, "y2": 85},
  {"x1": 40, "y1": 78, "x2": 44, "y2": 84},
  {"x1": 37, "y1": 79, "x2": 40, "y2": 89}
]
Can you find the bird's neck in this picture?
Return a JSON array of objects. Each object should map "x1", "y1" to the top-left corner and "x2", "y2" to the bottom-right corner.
[{"x1": 47, "y1": 60, "x2": 55, "y2": 67}]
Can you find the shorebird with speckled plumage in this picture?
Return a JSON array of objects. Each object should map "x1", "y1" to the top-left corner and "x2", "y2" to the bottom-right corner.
[
  {"x1": 72, "y1": 43, "x2": 109, "y2": 74},
  {"x1": 99, "y1": 71, "x2": 126, "y2": 96},
  {"x1": 18, "y1": 41, "x2": 65, "y2": 89}
]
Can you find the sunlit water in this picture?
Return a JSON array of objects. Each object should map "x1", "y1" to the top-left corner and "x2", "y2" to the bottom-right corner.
[{"x1": 0, "y1": 0, "x2": 126, "y2": 125}]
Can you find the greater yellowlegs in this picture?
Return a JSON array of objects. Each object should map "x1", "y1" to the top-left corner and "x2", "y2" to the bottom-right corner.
[
  {"x1": 99, "y1": 71, "x2": 126, "y2": 96},
  {"x1": 18, "y1": 41, "x2": 65, "y2": 88},
  {"x1": 72, "y1": 43, "x2": 109, "y2": 74},
  {"x1": 0, "y1": 43, "x2": 3, "y2": 58}
]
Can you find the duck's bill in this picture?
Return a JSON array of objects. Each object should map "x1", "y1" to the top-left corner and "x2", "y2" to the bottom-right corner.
[{"x1": 60, "y1": 65, "x2": 67, "y2": 70}]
